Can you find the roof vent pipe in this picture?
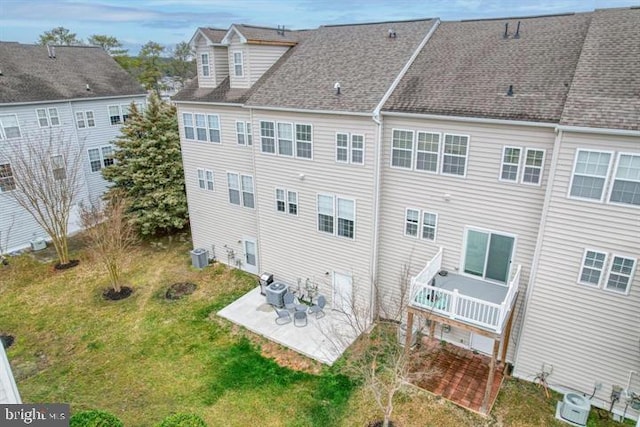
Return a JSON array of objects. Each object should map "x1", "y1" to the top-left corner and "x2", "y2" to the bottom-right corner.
[
  {"x1": 334, "y1": 82, "x2": 341, "y2": 95},
  {"x1": 86, "y1": 84, "x2": 91, "y2": 91},
  {"x1": 507, "y1": 85, "x2": 514, "y2": 96},
  {"x1": 503, "y1": 23, "x2": 509, "y2": 39},
  {"x1": 51, "y1": 46, "x2": 56, "y2": 58},
  {"x1": 514, "y1": 21, "x2": 521, "y2": 38},
  {"x1": 388, "y1": 28, "x2": 397, "y2": 38}
]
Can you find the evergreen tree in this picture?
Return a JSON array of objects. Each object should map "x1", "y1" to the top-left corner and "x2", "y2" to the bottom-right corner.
[{"x1": 102, "y1": 94, "x2": 188, "y2": 235}]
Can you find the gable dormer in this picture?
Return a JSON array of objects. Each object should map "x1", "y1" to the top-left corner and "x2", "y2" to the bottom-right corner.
[
  {"x1": 189, "y1": 27, "x2": 229, "y2": 89},
  {"x1": 221, "y1": 24, "x2": 300, "y2": 89}
]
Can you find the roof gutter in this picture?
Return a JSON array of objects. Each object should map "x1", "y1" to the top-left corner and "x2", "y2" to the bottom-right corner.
[
  {"x1": 243, "y1": 104, "x2": 371, "y2": 117},
  {"x1": 382, "y1": 110, "x2": 558, "y2": 128},
  {"x1": 556, "y1": 124, "x2": 640, "y2": 137},
  {"x1": 174, "y1": 100, "x2": 245, "y2": 108},
  {"x1": 1, "y1": 93, "x2": 146, "y2": 107},
  {"x1": 368, "y1": 19, "x2": 440, "y2": 322}
]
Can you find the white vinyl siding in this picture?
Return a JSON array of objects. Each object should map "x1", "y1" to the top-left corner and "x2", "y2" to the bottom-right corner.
[
  {"x1": 317, "y1": 194, "x2": 355, "y2": 239},
  {"x1": 75, "y1": 111, "x2": 95, "y2": 129},
  {"x1": 0, "y1": 115, "x2": 21, "y2": 139},
  {"x1": 336, "y1": 133, "x2": 364, "y2": 164},
  {"x1": 569, "y1": 150, "x2": 612, "y2": 201},
  {"x1": 609, "y1": 153, "x2": 640, "y2": 206},
  {"x1": 0, "y1": 163, "x2": 16, "y2": 192},
  {"x1": 578, "y1": 249, "x2": 607, "y2": 287},
  {"x1": 88, "y1": 146, "x2": 114, "y2": 173},
  {"x1": 36, "y1": 108, "x2": 60, "y2": 127},
  {"x1": 197, "y1": 168, "x2": 214, "y2": 191}
]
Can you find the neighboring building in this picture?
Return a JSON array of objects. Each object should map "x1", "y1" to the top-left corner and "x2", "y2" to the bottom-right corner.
[
  {"x1": 0, "y1": 42, "x2": 147, "y2": 253},
  {"x1": 174, "y1": 8, "x2": 639, "y2": 419}
]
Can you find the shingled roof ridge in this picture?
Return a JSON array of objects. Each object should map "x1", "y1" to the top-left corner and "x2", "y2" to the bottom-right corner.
[
  {"x1": 323, "y1": 17, "x2": 433, "y2": 28},
  {"x1": 199, "y1": 26, "x2": 227, "y2": 31},
  {"x1": 460, "y1": 11, "x2": 577, "y2": 23},
  {"x1": 236, "y1": 23, "x2": 308, "y2": 32}
]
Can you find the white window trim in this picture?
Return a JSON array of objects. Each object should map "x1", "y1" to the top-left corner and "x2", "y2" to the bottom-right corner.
[
  {"x1": 197, "y1": 168, "x2": 215, "y2": 191},
  {"x1": 390, "y1": 128, "x2": 414, "y2": 170},
  {"x1": 259, "y1": 120, "x2": 276, "y2": 155},
  {"x1": 460, "y1": 226, "x2": 517, "y2": 284},
  {"x1": 183, "y1": 112, "x2": 195, "y2": 140},
  {"x1": 404, "y1": 208, "x2": 438, "y2": 241},
  {"x1": 36, "y1": 107, "x2": 61, "y2": 128},
  {"x1": 404, "y1": 208, "x2": 420, "y2": 238},
  {"x1": 498, "y1": 146, "x2": 522, "y2": 183},
  {"x1": 441, "y1": 133, "x2": 469, "y2": 178},
  {"x1": 275, "y1": 187, "x2": 298, "y2": 216},
  {"x1": 0, "y1": 114, "x2": 22, "y2": 140},
  {"x1": 87, "y1": 145, "x2": 115, "y2": 173},
  {"x1": 568, "y1": 149, "x2": 614, "y2": 203},
  {"x1": 277, "y1": 121, "x2": 295, "y2": 157},
  {"x1": 521, "y1": 148, "x2": 545, "y2": 186},
  {"x1": 577, "y1": 248, "x2": 608, "y2": 288},
  {"x1": 226, "y1": 171, "x2": 241, "y2": 206},
  {"x1": 226, "y1": 171, "x2": 254, "y2": 208},
  {"x1": 232, "y1": 51, "x2": 244, "y2": 77},
  {"x1": 207, "y1": 114, "x2": 221, "y2": 143},
  {"x1": 414, "y1": 131, "x2": 441, "y2": 174},
  {"x1": 335, "y1": 132, "x2": 365, "y2": 165},
  {"x1": 603, "y1": 253, "x2": 636, "y2": 295},
  {"x1": 294, "y1": 123, "x2": 313, "y2": 160},
  {"x1": 0, "y1": 162, "x2": 16, "y2": 193},
  {"x1": 108, "y1": 105, "x2": 123, "y2": 125},
  {"x1": 336, "y1": 132, "x2": 349, "y2": 164},
  {"x1": 201, "y1": 53, "x2": 210, "y2": 77},
  {"x1": 75, "y1": 111, "x2": 96, "y2": 129},
  {"x1": 316, "y1": 193, "x2": 356, "y2": 240},
  {"x1": 235, "y1": 120, "x2": 252, "y2": 146},
  {"x1": 608, "y1": 152, "x2": 640, "y2": 208}
]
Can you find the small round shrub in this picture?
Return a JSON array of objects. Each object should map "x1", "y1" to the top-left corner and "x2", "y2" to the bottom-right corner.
[
  {"x1": 157, "y1": 413, "x2": 208, "y2": 427},
  {"x1": 70, "y1": 410, "x2": 123, "y2": 427}
]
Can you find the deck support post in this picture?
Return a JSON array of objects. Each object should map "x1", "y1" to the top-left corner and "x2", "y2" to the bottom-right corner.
[
  {"x1": 429, "y1": 317, "x2": 436, "y2": 338},
  {"x1": 481, "y1": 338, "x2": 500, "y2": 414},
  {"x1": 500, "y1": 308, "x2": 515, "y2": 368},
  {"x1": 404, "y1": 311, "x2": 415, "y2": 351}
]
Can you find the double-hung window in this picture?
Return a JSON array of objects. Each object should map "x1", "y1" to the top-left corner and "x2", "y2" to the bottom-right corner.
[
  {"x1": 236, "y1": 121, "x2": 252, "y2": 145},
  {"x1": 36, "y1": 108, "x2": 60, "y2": 127},
  {"x1": 391, "y1": 129, "x2": 414, "y2": 168},
  {"x1": 0, "y1": 115, "x2": 21, "y2": 139},
  {"x1": 605, "y1": 255, "x2": 636, "y2": 294},
  {"x1": 195, "y1": 114, "x2": 207, "y2": 141},
  {"x1": 227, "y1": 173, "x2": 241, "y2": 205},
  {"x1": 201, "y1": 53, "x2": 210, "y2": 77},
  {"x1": 184, "y1": 113, "x2": 220, "y2": 143},
  {"x1": 233, "y1": 51, "x2": 244, "y2": 77},
  {"x1": 277, "y1": 123, "x2": 294, "y2": 156},
  {"x1": 197, "y1": 168, "x2": 214, "y2": 191},
  {"x1": 260, "y1": 121, "x2": 276, "y2": 153},
  {"x1": 569, "y1": 150, "x2": 612, "y2": 201},
  {"x1": 0, "y1": 163, "x2": 16, "y2": 192},
  {"x1": 227, "y1": 173, "x2": 254, "y2": 208},
  {"x1": 404, "y1": 208, "x2": 438, "y2": 241},
  {"x1": 522, "y1": 149, "x2": 544, "y2": 185},
  {"x1": 442, "y1": 134, "x2": 468, "y2": 176},
  {"x1": 416, "y1": 132, "x2": 439, "y2": 172},
  {"x1": 276, "y1": 188, "x2": 298, "y2": 215},
  {"x1": 317, "y1": 194, "x2": 355, "y2": 239},
  {"x1": 500, "y1": 147, "x2": 521, "y2": 182},
  {"x1": 336, "y1": 133, "x2": 364, "y2": 164},
  {"x1": 241, "y1": 175, "x2": 254, "y2": 208},
  {"x1": 578, "y1": 250, "x2": 607, "y2": 287},
  {"x1": 108, "y1": 105, "x2": 123, "y2": 125},
  {"x1": 183, "y1": 113, "x2": 195, "y2": 140},
  {"x1": 295, "y1": 124, "x2": 312, "y2": 159},
  {"x1": 610, "y1": 153, "x2": 640, "y2": 206},
  {"x1": 75, "y1": 111, "x2": 95, "y2": 129},
  {"x1": 51, "y1": 155, "x2": 66, "y2": 181},
  {"x1": 88, "y1": 146, "x2": 115, "y2": 173},
  {"x1": 207, "y1": 115, "x2": 221, "y2": 143}
]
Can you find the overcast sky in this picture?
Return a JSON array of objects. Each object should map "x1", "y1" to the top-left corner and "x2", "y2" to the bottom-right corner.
[{"x1": 0, "y1": 0, "x2": 637, "y2": 54}]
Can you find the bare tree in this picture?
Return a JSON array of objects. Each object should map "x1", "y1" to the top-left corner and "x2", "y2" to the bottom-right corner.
[
  {"x1": 0, "y1": 130, "x2": 84, "y2": 268},
  {"x1": 79, "y1": 190, "x2": 138, "y2": 294}
]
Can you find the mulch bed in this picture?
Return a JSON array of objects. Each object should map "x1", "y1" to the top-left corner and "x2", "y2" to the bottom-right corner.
[
  {"x1": 367, "y1": 421, "x2": 396, "y2": 427},
  {"x1": 165, "y1": 282, "x2": 197, "y2": 300},
  {"x1": 54, "y1": 259, "x2": 80, "y2": 270},
  {"x1": 0, "y1": 334, "x2": 15, "y2": 349},
  {"x1": 102, "y1": 286, "x2": 133, "y2": 301}
]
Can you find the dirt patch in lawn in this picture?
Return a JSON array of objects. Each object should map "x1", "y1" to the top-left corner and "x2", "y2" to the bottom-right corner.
[
  {"x1": 102, "y1": 286, "x2": 133, "y2": 301},
  {"x1": 0, "y1": 334, "x2": 14, "y2": 349},
  {"x1": 165, "y1": 282, "x2": 197, "y2": 300},
  {"x1": 253, "y1": 337, "x2": 323, "y2": 375}
]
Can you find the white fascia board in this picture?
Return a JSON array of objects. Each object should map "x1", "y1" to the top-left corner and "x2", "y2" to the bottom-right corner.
[
  {"x1": 1, "y1": 94, "x2": 147, "y2": 107},
  {"x1": 221, "y1": 25, "x2": 247, "y2": 45},
  {"x1": 556, "y1": 124, "x2": 640, "y2": 137},
  {"x1": 382, "y1": 111, "x2": 558, "y2": 129},
  {"x1": 243, "y1": 104, "x2": 371, "y2": 117},
  {"x1": 173, "y1": 100, "x2": 245, "y2": 108}
]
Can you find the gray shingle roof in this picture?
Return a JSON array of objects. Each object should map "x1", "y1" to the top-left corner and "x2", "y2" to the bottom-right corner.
[
  {"x1": 233, "y1": 24, "x2": 306, "y2": 45},
  {"x1": 383, "y1": 13, "x2": 592, "y2": 123},
  {"x1": 245, "y1": 19, "x2": 436, "y2": 113},
  {"x1": 198, "y1": 27, "x2": 228, "y2": 44},
  {"x1": 560, "y1": 8, "x2": 640, "y2": 131},
  {"x1": 0, "y1": 42, "x2": 146, "y2": 104}
]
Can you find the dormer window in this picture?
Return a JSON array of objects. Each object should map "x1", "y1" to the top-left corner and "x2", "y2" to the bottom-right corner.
[
  {"x1": 233, "y1": 51, "x2": 244, "y2": 77},
  {"x1": 201, "y1": 53, "x2": 210, "y2": 77}
]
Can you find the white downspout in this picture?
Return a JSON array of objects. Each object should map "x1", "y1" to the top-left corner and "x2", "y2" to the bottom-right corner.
[
  {"x1": 512, "y1": 127, "x2": 563, "y2": 370},
  {"x1": 368, "y1": 19, "x2": 440, "y2": 322}
]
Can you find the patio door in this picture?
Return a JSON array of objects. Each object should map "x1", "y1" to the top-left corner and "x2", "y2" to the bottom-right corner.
[
  {"x1": 463, "y1": 229, "x2": 515, "y2": 284},
  {"x1": 332, "y1": 272, "x2": 353, "y2": 316},
  {"x1": 242, "y1": 238, "x2": 258, "y2": 275}
]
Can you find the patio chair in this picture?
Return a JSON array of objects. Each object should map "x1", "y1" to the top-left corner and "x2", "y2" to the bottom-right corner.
[
  {"x1": 283, "y1": 291, "x2": 297, "y2": 311},
  {"x1": 293, "y1": 310, "x2": 307, "y2": 327},
  {"x1": 275, "y1": 308, "x2": 292, "y2": 325},
  {"x1": 308, "y1": 295, "x2": 326, "y2": 319}
]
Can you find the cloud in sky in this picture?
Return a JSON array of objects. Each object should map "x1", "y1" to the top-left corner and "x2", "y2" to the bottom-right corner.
[{"x1": 0, "y1": 0, "x2": 637, "y2": 53}]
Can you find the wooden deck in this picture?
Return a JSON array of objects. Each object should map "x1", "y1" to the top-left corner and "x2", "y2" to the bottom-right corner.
[{"x1": 411, "y1": 337, "x2": 505, "y2": 415}]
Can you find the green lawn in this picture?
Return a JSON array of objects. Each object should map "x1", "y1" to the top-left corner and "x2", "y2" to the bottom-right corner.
[{"x1": 0, "y1": 237, "x2": 633, "y2": 426}]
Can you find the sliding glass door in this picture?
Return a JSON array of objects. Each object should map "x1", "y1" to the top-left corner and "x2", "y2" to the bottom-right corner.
[{"x1": 463, "y1": 229, "x2": 515, "y2": 284}]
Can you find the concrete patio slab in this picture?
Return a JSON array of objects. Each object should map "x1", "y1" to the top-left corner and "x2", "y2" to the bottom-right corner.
[{"x1": 217, "y1": 286, "x2": 361, "y2": 365}]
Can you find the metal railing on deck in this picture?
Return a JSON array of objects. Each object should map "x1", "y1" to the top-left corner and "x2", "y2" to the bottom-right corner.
[{"x1": 409, "y1": 249, "x2": 521, "y2": 333}]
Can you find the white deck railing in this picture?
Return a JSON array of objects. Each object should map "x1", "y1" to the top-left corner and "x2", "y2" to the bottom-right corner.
[{"x1": 409, "y1": 249, "x2": 521, "y2": 334}]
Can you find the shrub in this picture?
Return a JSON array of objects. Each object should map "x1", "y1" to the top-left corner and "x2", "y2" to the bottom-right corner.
[
  {"x1": 157, "y1": 413, "x2": 207, "y2": 427},
  {"x1": 70, "y1": 410, "x2": 124, "y2": 427}
]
